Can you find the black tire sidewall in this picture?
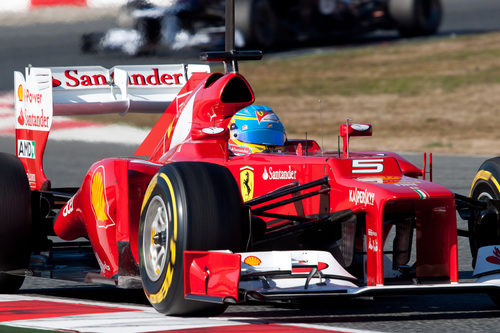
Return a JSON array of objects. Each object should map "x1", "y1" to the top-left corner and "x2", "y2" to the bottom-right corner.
[
  {"x1": 0, "y1": 153, "x2": 32, "y2": 293},
  {"x1": 469, "y1": 172, "x2": 500, "y2": 266}
]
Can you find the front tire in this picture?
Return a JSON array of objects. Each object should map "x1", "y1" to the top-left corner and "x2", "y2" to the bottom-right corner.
[
  {"x1": 469, "y1": 157, "x2": 500, "y2": 307},
  {"x1": 469, "y1": 158, "x2": 500, "y2": 266},
  {"x1": 389, "y1": 0, "x2": 442, "y2": 37},
  {"x1": 139, "y1": 162, "x2": 245, "y2": 316},
  {"x1": 0, "y1": 153, "x2": 32, "y2": 293}
]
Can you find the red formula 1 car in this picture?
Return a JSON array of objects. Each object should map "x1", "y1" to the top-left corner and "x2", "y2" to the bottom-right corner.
[{"x1": 2, "y1": 26, "x2": 500, "y2": 316}]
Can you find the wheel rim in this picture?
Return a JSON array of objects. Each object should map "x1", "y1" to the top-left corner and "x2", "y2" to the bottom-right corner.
[
  {"x1": 477, "y1": 191, "x2": 494, "y2": 200},
  {"x1": 143, "y1": 195, "x2": 170, "y2": 282}
]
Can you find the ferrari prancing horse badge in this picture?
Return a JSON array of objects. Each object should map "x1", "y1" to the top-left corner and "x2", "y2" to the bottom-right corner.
[{"x1": 240, "y1": 166, "x2": 254, "y2": 202}]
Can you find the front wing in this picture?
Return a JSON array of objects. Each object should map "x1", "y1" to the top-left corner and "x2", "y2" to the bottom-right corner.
[{"x1": 184, "y1": 250, "x2": 500, "y2": 304}]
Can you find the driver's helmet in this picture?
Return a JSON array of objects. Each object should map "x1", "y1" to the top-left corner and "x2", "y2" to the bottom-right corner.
[{"x1": 228, "y1": 105, "x2": 286, "y2": 155}]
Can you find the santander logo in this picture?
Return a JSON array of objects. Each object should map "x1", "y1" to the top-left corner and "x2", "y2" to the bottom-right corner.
[
  {"x1": 52, "y1": 68, "x2": 185, "y2": 89},
  {"x1": 17, "y1": 110, "x2": 25, "y2": 126},
  {"x1": 486, "y1": 247, "x2": 500, "y2": 265},
  {"x1": 52, "y1": 77, "x2": 61, "y2": 87}
]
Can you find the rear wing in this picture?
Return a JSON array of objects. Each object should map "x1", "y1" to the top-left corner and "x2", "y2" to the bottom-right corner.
[{"x1": 13, "y1": 64, "x2": 210, "y2": 190}]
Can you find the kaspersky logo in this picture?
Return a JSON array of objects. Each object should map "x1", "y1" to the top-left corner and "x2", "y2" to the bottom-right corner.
[{"x1": 17, "y1": 140, "x2": 35, "y2": 159}]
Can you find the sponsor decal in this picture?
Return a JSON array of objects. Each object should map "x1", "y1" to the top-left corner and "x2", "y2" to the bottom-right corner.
[
  {"x1": 96, "y1": 255, "x2": 111, "y2": 272},
  {"x1": 52, "y1": 77, "x2": 61, "y2": 87},
  {"x1": 17, "y1": 84, "x2": 23, "y2": 101},
  {"x1": 17, "y1": 109, "x2": 25, "y2": 126},
  {"x1": 356, "y1": 176, "x2": 403, "y2": 184},
  {"x1": 349, "y1": 187, "x2": 375, "y2": 207},
  {"x1": 240, "y1": 166, "x2": 254, "y2": 202},
  {"x1": 486, "y1": 247, "x2": 500, "y2": 265},
  {"x1": 230, "y1": 144, "x2": 253, "y2": 155},
  {"x1": 54, "y1": 68, "x2": 184, "y2": 89},
  {"x1": 17, "y1": 87, "x2": 50, "y2": 129},
  {"x1": 367, "y1": 229, "x2": 379, "y2": 252},
  {"x1": 19, "y1": 108, "x2": 50, "y2": 129},
  {"x1": 17, "y1": 140, "x2": 35, "y2": 159},
  {"x1": 62, "y1": 197, "x2": 74, "y2": 217},
  {"x1": 394, "y1": 181, "x2": 422, "y2": 187},
  {"x1": 90, "y1": 166, "x2": 115, "y2": 229},
  {"x1": 292, "y1": 262, "x2": 329, "y2": 274},
  {"x1": 243, "y1": 256, "x2": 262, "y2": 266},
  {"x1": 262, "y1": 166, "x2": 297, "y2": 181},
  {"x1": 60, "y1": 70, "x2": 108, "y2": 88},
  {"x1": 410, "y1": 186, "x2": 429, "y2": 199},
  {"x1": 368, "y1": 238, "x2": 379, "y2": 252},
  {"x1": 27, "y1": 172, "x2": 36, "y2": 187},
  {"x1": 255, "y1": 110, "x2": 271, "y2": 124},
  {"x1": 16, "y1": 69, "x2": 53, "y2": 132}
]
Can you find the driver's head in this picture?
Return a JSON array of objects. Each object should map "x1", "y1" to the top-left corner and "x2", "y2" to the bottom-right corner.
[{"x1": 228, "y1": 105, "x2": 286, "y2": 155}]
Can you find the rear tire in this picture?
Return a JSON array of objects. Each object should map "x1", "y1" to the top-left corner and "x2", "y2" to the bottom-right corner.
[
  {"x1": 0, "y1": 153, "x2": 32, "y2": 293},
  {"x1": 389, "y1": 0, "x2": 442, "y2": 37},
  {"x1": 139, "y1": 162, "x2": 245, "y2": 316}
]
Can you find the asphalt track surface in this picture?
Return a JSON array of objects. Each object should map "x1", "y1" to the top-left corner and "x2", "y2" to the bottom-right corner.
[{"x1": 1, "y1": 0, "x2": 500, "y2": 331}]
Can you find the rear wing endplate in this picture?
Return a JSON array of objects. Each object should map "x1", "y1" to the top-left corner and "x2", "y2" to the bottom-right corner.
[{"x1": 13, "y1": 64, "x2": 210, "y2": 190}]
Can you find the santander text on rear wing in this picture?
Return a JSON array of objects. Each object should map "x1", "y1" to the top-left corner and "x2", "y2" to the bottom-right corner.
[{"x1": 13, "y1": 64, "x2": 210, "y2": 190}]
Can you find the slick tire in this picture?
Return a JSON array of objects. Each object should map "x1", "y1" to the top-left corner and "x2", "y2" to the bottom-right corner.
[
  {"x1": 139, "y1": 162, "x2": 245, "y2": 316},
  {"x1": 469, "y1": 157, "x2": 500, "y2": 268},
  {"x1": 470, "y1": 158, "x2": 500, "y2": 308},
  {"x1": 389, "y1": 0, "x2": 442, "y2": 37},
  {"x1": 236, "y1": 0, "x2": 278, "y2": 48},
  {"x1": 0, "y1": 153, "x2": 32, "y2": 293}
]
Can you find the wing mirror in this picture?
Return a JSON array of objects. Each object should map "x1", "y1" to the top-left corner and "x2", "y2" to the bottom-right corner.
[{"x1": 339, "y1": 121, "x2": 372, "y2": 157}]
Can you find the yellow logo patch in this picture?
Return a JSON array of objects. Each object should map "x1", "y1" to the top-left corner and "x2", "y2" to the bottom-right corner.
[
  {"x1": 244, "y1": 255, "x2": 262, "y2": 266},
  {"x1": 91, "y1": 166, "x2": 115, "y2": 228},
  {"x1": 240, "y1": 166, "x2": 254, "y2": 202}
]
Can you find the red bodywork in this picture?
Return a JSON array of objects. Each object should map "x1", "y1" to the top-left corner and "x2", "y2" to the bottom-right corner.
[{"x1": 51, "y1": 70, "x2": 458, "y2": 287}]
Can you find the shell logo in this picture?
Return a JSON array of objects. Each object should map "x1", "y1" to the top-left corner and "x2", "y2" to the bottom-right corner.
[
  {"x1": 90, "y1": 166, "x2": 115, "y2": 229},
  {"x1": 17, "y1": 85, "x2": 23, "y2": 101},
  {"x1": 244, "y1": 256, "x2": 262, "y2": 266}
]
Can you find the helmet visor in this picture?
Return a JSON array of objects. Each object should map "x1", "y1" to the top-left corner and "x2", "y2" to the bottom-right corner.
[{"x1": 237, "y1": 129, "x2": 285, "y2": 146}]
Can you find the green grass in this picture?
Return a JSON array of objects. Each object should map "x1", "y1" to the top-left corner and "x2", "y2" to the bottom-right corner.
[
  {"x1": 0, "y1": 325, "x2": 59, "y2": 333},
  {"x1": 238, "y1": 32, "x2": 500, "y2": 97}
]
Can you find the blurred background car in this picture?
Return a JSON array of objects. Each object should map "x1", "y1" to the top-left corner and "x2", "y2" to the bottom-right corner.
[{"x1": 81, "y1": 0, "x2": 442, "y2": 56}]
